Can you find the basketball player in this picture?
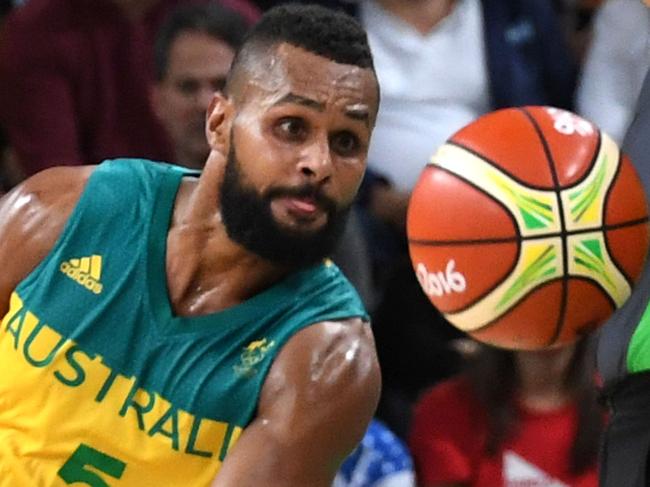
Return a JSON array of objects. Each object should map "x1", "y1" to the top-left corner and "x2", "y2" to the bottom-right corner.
[
  {"x1": 0, "y1": 5, "x2": 381, "y2": 486},
  {"x1": 597, "y1": 61, "x2": 650, "y2": 487}
]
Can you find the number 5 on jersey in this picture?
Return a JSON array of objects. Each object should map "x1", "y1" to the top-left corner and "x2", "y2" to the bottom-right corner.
[{"x1": 58, "y1": 443, "x2": 126, "y2": 486}]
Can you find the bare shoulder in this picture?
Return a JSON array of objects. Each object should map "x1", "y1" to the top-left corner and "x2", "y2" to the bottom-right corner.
[
  {"x1": 212, "y1": 319, "x2": 380, "y2": 486},
  {"x1": 0, "y1": 165, "x2": 94, "y2": 240},
  {"x1": 0, "y1": 166, "x2": 95, "y2": 312},
  {"x1": 267, "y1": 318, "x2": 379, "y2": 391},
  {"x1": 259, "y1": 318, "x2": 381, "y2": 449},
  {"x1": 7, "y1": 164, "x2": 92, "y2": 199}
]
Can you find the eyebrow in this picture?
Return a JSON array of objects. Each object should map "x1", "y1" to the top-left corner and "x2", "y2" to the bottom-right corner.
[
  {"x1": 344, "y1": 106, "x2": 371, "y2": 126},
  {"x1": 274, "y1": 92, "x2": 371, "y2": 127},
  {"x1": 275, "y1": 93, "x2": 325, "y2": 111}
]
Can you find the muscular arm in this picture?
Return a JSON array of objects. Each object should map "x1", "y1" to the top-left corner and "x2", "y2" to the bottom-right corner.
[
  {"x1": 0, "y1": 166, "x2": 93, "y2": 316},
  {"x1": 214, "y1": 318, "x2": 381, "y2": 486}
]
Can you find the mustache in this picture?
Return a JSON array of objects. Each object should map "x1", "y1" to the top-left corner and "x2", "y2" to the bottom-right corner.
[{"x1": 265, "y1": 185, "x2": 338, "y2": 213}]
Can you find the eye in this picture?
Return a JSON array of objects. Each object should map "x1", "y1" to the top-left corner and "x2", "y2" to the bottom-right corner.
[
  {"x1": 331, "y1": 131, "x2": 361, "y2": 156},
  {"x1": 275, "y1": 117, "x2": 308, "y2": 141},
  {"x1": 176, "y1": 79, "x2": 199, "y2": 97},
  {"x1": 212, "y1": 78, "x2": 227, "y2": 92}
]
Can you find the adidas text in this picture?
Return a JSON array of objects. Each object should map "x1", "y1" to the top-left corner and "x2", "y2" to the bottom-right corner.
[{"x1": 60, "y1": 262, "x2": 103, "y2": 294}]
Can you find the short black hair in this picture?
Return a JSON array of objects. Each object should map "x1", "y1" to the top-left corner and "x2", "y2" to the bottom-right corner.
[
  {"x1": 225, "y1": 3, "x2": 375, "y2": 94},
  {"x1": 154, "y1": 3, "x2": 249, "y2": 82}
]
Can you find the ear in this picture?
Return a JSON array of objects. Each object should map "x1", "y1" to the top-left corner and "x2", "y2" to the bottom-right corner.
[{"x1": 206, "y1": 92, "x2": 234, "y2": 154}]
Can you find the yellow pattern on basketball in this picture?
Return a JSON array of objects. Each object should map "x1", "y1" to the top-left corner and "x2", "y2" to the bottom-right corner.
[{"x1": 407, "y1": 106, "x2": 650, "y2": 349}]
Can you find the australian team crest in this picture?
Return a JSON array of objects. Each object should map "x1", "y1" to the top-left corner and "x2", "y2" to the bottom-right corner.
[{"x1": 234, "y1": 338, "x2": 276, "y2": 378}]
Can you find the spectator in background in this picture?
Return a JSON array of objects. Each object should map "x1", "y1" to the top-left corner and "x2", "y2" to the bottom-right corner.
[
  {"x1": 0, "y1": 0, "x2": 259, "y2": 177},
  {"x1": 409, "y1": 338, "x2": 603, "y2": 487},
  {"x1": 151, "y1": 3, "x2": 248, "y2": 169},
  {"x1": 575, "y1": 0, "x2": 650, "y2": 144},
  {"x1": 365, "y1": 0, "x2": 577, "y2": 221}
]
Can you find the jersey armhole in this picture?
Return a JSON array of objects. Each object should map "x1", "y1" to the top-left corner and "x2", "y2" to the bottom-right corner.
[{"x1": 16, "y1": 166, "x2": 100, "y2": 292}]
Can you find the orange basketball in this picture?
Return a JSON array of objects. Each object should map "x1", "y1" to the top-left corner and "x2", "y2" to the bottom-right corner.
[{"x1": 407, "y1": 106, "x2": 650, "y2": 350}]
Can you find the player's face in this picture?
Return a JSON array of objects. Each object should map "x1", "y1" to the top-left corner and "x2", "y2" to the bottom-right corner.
[
  {"x1": 219, "y1": 43, "x2": 378, "y2": 265},
  {"x1": 219, "y1": 140, "x2": 351, "y2": 266},
  {"x1": 152, "y1": 31, "x2": 235, "y2": 169}
]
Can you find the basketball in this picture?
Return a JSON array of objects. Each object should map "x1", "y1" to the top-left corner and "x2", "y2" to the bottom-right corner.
[{"x1": 407, "y1": 106, "x2": 650, "y2": 350}]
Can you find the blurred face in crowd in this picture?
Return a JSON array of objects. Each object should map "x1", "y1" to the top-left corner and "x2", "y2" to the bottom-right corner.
[
  {"x1": 152, "y1": 30, "x2": 236, "y2": 169},
  {"x1": 215, "y1": 43, "x2": 379, "y2": 266}
]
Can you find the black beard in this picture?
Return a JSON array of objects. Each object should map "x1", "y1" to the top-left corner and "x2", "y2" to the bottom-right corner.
[{"x1": 219, "y1": 144, "x2": 350, "y2": 268}]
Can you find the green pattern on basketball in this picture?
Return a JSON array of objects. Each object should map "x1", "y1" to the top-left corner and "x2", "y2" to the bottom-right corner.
[{"x1": 407, "y1": 107, "x2": 650, "y2": 349}]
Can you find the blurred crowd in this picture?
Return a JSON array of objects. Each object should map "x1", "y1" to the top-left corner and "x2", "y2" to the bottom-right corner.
[{"x1": 0, "y1": 0, "x2": 646, "y2": 485}]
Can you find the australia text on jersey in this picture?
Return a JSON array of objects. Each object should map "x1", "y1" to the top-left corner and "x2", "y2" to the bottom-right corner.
[{"x1": 0, "y1": 292, "x2": 242, "y2": 461}]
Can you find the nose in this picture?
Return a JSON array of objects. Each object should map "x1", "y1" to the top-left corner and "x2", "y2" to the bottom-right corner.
[{"x1": 297, "y1": 139, "x2": 333, "y2": 183}]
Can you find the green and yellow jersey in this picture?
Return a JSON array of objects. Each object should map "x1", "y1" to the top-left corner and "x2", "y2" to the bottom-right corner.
[{"x1": 0, "y1": 159, "x2": 368, "y2": 486}]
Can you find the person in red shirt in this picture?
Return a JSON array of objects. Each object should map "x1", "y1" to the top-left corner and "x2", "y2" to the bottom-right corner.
[
  {"x1": 0, "y1": 0, "x2": 259, "y2": 177},
  {"x1": 409, "y1": 338, "x2": 604, "y2": 487}
]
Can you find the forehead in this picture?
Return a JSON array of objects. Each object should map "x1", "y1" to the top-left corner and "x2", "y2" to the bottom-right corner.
[
  {"x1": 167, "y1": 31, "x2": 235, "y2": 75},
  {"x1": 241, "y1": 43, "x2": 379, "y2": 113}
]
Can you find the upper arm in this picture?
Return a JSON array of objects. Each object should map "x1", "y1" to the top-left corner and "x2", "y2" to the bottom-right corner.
[
  {"x1": 214, "y1": 318, "x2": 381, "y2": 487},
  {"x1": 0, "y1": 165, "x2": 92, "y2": 316}
]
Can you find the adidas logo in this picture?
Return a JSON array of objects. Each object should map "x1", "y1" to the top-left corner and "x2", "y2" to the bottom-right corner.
[{"x1": 60, "y1": 255, "x2": 104, "y2": 295}]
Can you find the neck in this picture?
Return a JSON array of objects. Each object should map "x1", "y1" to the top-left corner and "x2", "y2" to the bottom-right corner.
[
  {"x1": 514, "y1": 347, "x2": 575, "y2": 412},
  {"x1": 517, "y1": 379, "x2": 571, "y2": 412},
  {"x1": 175, "y1": 149, "x2": 208, "y2": 171},
  {"x1": 374, "y1": 0, "x2": 457, "y2": 35},
  {"x1": 165, "y1": 156, "x2": 290, "y2": 316}
]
